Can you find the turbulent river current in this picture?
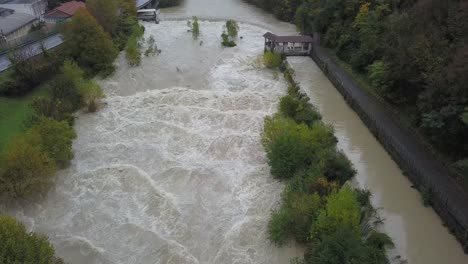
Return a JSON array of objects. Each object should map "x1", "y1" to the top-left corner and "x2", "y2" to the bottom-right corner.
[{"x1": 6, "y1": 0, "x2": 468, "y2": 263}]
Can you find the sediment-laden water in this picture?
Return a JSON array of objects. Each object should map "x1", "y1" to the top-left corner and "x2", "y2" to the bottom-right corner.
[
  {"x1": 5, "y1": 0, "x2": 468, "y2": 263},
  {"x1": 10, "y1": 22, "x2": 302, "y2": 264}
]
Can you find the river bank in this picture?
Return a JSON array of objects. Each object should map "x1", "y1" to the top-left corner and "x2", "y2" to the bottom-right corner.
[{"x1": 309, "y1": 45, "x2": 468, "y2": 253}]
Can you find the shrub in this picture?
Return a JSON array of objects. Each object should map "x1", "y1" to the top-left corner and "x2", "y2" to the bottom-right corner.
[
  {"x1": 221, "y1": 32, "x2": 236, "y2": 47},
  {"x1": 0, "y1": 216, "x2": 63, "y2": 263},
  {"x1": 279, "y1": 95, "x2": 321, "y2": 126},
  {"x1": 30, "y1": 96, "x2": 74, "y2": 124},
  {"x1": 125, "y1": 24, "x2": 145, "y2": 66},
  {"x1": 368, "y1": 60, "x2": 393, "y2": 97},
  {"x1": 323, "y1": 151, "x2": 356, "y2": 185},
  {"x1": 268, "y1": 207, "x2": 291, "y2": 245},
  {"x1": 79, "y1": 80, "x2": 104, "y2": 112},
  {"x1": 188, "y1": 16, "x2": 200, "y2": 39},
  {"x1": 226, "y1": 20, "x2": 239, "y2": 38},
  {"x1": 262, "y1": 116, "x2": 336, "y2": 179},
  {"x1": 263, "y1": 51, "x2": 282, "y2": 69},
  {"x1": 0, "y1": 134, "x2": 55, "y2": 198},
  {"x1": 27, "y1": 118, "x2": 76, "y2": 167},
  {"x1": 49, "y1": 60, "x2": 85, "y2": 109},
  {"x1": 307, "y1": 226, "x2": 367, "y2": 264},
  {"x1": 311, "y1": 186, "x2": 361, "y2": 240}
]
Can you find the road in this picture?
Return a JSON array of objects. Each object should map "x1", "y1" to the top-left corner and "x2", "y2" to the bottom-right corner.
[{"x1": 0, "y1": 34, "x2": 63, "y2": 72}]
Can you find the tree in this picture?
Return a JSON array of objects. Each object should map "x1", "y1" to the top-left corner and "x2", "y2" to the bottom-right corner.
[
  {"x1": 0, "y1": 134, "x2": 55, "y2": 198},
  {"x1": 61, "y1": 8, "x2": 118, "y2": 75},
  {"x1": 0, "y1": 216, "x2": 64, "y2": 264},
  {"x1": 27, "y1": 118, "x2": 76, "y2": 167},
  {"x1": 87, "y1": 0, "x2": 119, "y2": 35},
  {"x1": 49, "y1": 60, "x2": 85, "y2": 109}
]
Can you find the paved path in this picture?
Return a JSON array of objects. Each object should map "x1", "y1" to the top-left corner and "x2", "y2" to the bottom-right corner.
[{"x1": 0, "y1": 34, "x2": 64, "y2": 72}]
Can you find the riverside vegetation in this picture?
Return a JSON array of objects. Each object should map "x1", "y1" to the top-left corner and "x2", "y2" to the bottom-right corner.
[
  {"x1": 0, "y1": 0, "x2": 146, "y2": 262},
  {"x1": 262, "y1": 55, "x2": 393, "y2": 264},
  {"x1": 244, "y1": 0, "x2": 468, "y2": 191}
]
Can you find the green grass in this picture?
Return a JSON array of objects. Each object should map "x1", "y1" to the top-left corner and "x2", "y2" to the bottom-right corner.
[{"x1": 0, "y1": 87, "x2": 47, "y2": 153}]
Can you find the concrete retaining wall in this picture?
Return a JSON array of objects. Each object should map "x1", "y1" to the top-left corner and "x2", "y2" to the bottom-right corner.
[{"x1": 310, "y1": 45, "x2": 468, "y2": 252}]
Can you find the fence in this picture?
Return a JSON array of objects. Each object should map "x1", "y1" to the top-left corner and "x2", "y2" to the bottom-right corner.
[
  {"x1": 310, "y1": 44, "x2": 468, "y2": 252},
  {"x1": 0, "y1": 24, "x2": 60, "y2": 56}
]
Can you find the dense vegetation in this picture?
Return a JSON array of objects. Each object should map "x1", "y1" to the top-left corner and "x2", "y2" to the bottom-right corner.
[
  {"x1": 0, "y1": 0, "x2": 142, "y2": 258},
  {"x1": 263, "y1": 62, "x2": 392, "y2": 263},
  {"x1": 245, "y1": 0, "x2": 468, "y2": 188},
  {"x1": 0, "y1": 216, "x2": 64, "y2": 264}
]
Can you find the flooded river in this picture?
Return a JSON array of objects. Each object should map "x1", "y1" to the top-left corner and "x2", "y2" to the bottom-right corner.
[{"x1": 7, "y1": 0, "x2": 468, "y2": 263}]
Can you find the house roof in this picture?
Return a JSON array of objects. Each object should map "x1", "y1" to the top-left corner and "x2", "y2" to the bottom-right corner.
[
  {"x1": 45, "y1": 0, "x2": 84, "y2": 18},
  {"x1": 263, "y1": 32, "x2": 314, "y2": 43},
  {"x1": 0, "y1": 11, "x2": 36, "y2": 35}
]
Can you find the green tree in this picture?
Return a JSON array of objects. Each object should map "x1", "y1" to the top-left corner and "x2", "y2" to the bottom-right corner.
[
  {"x1": 87, "y1": 0, "x2": 119, "y2": 35},
  {"x1": 0, "y1": 134, "x2": 55, "y2": 198},
  {"x1": 62, "y1": 9, "x2": 118, "y2": 75},
  {"x1": 0, "y1": 216, "x2": 64, "y2": 264},
  {"x1": 27, "y1": 118, "x2": 76, "y2": 167},
  {"x1": 49, "y1": 60, "x2": 85, "y2": 109}
]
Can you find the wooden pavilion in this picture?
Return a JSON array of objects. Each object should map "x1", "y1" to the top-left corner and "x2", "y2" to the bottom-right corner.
[{"x1": 263, "y1": 32, "x2": 314, "y2": 56}]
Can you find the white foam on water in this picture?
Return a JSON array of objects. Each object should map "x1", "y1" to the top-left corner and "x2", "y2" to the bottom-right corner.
[{"x1": 9, "y1": 21, "x2": 303, "y2": 264}]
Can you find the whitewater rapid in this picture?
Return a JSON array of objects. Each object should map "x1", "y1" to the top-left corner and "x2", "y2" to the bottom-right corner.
[{"x1": 10, "y1": 21, "x2": 302, "y2": 263}]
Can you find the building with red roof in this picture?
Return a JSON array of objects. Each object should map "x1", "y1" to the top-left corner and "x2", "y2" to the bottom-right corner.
[{"x1": 44, "y1": 0, "x2": 84, "y2": 23}]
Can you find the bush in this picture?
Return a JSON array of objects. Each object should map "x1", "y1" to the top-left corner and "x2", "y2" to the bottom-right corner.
[
  {"x1": 262, "y1": 116, "x2": 336, "y2": 179},
  {"x1": 279, "y1": 95, "x2": 321, "y2": 126},
  {"x1": 49, "y1": 60, "x2": 85, "y2": 109},
  {"x1": 323, "y1": 151, "x2": 356, "y2": 185},
  {"x1": 27, "y1": 118, "x2": 76, "y2": 167},
  {"x1": 307, "y1": 226, "x2": 367, "y2": 264},
  {"x1": 263, "y1": 51, "x2": 282, "y2": 69},
  {"x1": 311, "y1": 186, "x2": 361, "y2": 240},
  {"x1": 188, "y1": 16, "x2": 200, "y2": 39},
  {"x1": 0, "y1": 216, "x2": 63, "y2": 263},
  {"x1": 125, "y1": 24, "x2": 145, "y2": 66},
  {"x1": 0, "y1": 134, "x2": 55, "y2": 198},
  {"x1": 268, "y1": 207, "x2": 291, "y2": 245},
  {"x1": 221, "y1": 32, "x2": 236, "y2": 47},
  {"x1": 30, "y1": 96, "x2": 74, "y2": 124},
  {"x1": 79, "y1": 80, "x2": 104, "y2": 112},
  {"x1": 226, "y1": 20, "x2": 239, "y2": 38}
]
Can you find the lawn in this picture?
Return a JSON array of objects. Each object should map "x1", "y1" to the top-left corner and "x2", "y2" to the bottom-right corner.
[{"x1": 0, "y1": 87, "x2": 47, "y2": 153}]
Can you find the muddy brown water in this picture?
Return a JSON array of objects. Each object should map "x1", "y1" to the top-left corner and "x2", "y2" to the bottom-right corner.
[{"x1": 5, "y1": 0, "x2": 468, "y2": 263}]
